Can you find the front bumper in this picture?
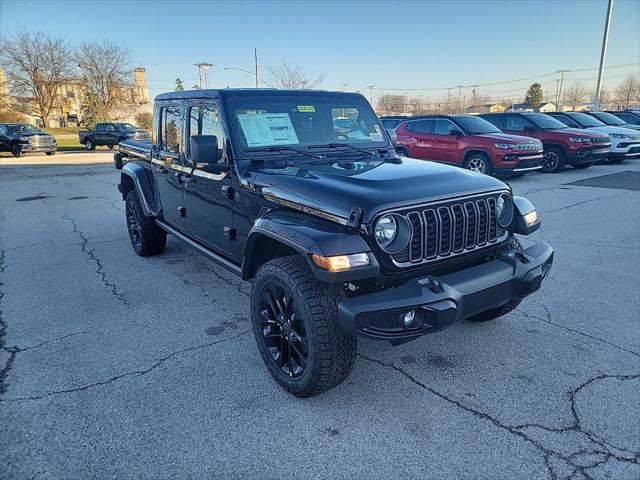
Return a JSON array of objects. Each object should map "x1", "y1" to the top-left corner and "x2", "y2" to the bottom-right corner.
[
  {"x1": 338, "y1": 241, "x2": 553, "y2": 341},
  {"x1": 609, "y1": 144, "x2": 640, "y2": 160},
  {"x1": 495, "y1": 154, "x2": 544, "y2": 174},
  {"x1": 567, "y1": 146, "x2": 610, "y2": 165}
]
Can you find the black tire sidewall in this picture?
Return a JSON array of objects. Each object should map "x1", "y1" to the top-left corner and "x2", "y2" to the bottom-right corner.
[
  {"x1": 542, "y1": 147, "x2": 565, "y2": 173},
  {"x1": 11, "y1": 144, "x2": 22, "y2": 157},
  {"x1": 85, "y1": 139, "x2": 94, "y2": 150},
  {"x1": 465, "y1": 153, "x2": 493, "y2": 175},
  {"x1": 125, "y1": 191, "x2": 166, "y2": 256}
]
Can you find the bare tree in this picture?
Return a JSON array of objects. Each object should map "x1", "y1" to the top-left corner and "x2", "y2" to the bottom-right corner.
[
  {"x1": 615, "y1": 76, "x2": 640, "y2": 109},
  {"x1": 265, "y1": 61, "x2": 326, "y2": 90},
  {"x1": 564, "y1": 82, "x2": 588, "y2": 110},
  {"x1": 376, "y1": 94, "x2": 406, "y2": 115},
  {"x1": 0, "y1": 30, "x2": 75, "y2": 126},
  {"x1": 75, "y1": 39, "x2": 135, "y2": 126},
  {"x1": 589, "y1": 87, "x2": 611, "y2": 110}
]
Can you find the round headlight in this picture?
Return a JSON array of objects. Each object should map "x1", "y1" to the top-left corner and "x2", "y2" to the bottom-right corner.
[
  {"x1": 375, "y1": 215, "x2": 397, "y2": 248},
  {"x1": 496, "y1": 193, "x2": 514, "y2": 228}
]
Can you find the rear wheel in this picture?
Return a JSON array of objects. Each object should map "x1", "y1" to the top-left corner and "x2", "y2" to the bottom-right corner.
[
  {"x1": 251, "y1": 256, "x2": 357, "y2": 397},
  {"x1": 467, "y1": 237, "x2": 523, "y2": 322},
  {"x1": 541, "y1": 147, "x2": 565, "y2": 173},
  {"x1": 464, "y1": 153, "x2": 493, "y2": 175},
  {"x1": 125, "y1": 191, "x2": 166, "y2": 256},
  {"x1": 10, "y1": 143, "x2": 22, "y2": 158},
  {"x1": 84, "y1": 138, "x2": 95, "y2": 150}
]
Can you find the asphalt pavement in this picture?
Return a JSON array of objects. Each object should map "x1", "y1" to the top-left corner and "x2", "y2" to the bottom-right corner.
[{"x1": 1, "y1": 152, "x2": 639, "y2": 479}]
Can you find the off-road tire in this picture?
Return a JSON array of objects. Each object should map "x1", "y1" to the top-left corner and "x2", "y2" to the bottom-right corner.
[
  {"x1": 251, "y1": 256, "x2": 357, "y2": 397},
  {"x1": 467, "y1": 237, "x2": 523, "y2": 322},
  {"x1": 542, "y1": 146, "x2": 566, "y2": 173},
  {"x1": 84, "y1": 138, "x2": 95, "y2": 150},
  {"x1": 125, "y1": 191, "x2": 166, "y2": 256},
  {"x1": 464, "y1": 152, "x2": 493, "y2": 175},
  {"x1": 10, "y1": 143, "x2": 22, "y2": 158}
]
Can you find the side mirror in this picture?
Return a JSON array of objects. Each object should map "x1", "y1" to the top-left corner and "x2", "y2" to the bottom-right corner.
[{"x1": 190, "y1": 135, "x2": 219, "y2": 164}]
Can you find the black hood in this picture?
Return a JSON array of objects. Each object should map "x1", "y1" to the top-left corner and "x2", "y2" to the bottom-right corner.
[{"x1": 251, "y1": 156, "x2": 508, "y2": 224}]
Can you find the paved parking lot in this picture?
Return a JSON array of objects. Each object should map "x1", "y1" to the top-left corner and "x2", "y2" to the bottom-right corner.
[{"x1": 1, "y1": 153, "x2": 639, "y2": 479}]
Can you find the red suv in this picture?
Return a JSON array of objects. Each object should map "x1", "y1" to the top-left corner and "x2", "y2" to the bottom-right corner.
[
  {"x1": 480, "y1": 113, "x2": 611, "y2": 173},
  {"x1": 395, "y1": 115, "x2": 544, "y2": 176}
]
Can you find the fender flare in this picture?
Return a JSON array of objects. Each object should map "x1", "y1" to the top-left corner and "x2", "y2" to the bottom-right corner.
[
  {"x1": 462, "y1": 147, "x2": 495, "y2": 165},
  {"x1": 242, "y1": 209, "x2": 378, "y2": 282},
  {"x1": 120, "y1": 162, "x2": 161, "y2": 217}
]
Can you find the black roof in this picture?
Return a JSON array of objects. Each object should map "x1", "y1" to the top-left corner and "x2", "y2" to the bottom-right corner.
[{"x1": 155, "y1": 88, "x2": 366, "y2": 101}]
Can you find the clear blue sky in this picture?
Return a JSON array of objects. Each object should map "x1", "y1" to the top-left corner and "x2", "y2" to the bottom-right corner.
[{"x1": 1, "y1": 0, "x2": 638, "y2": 102}]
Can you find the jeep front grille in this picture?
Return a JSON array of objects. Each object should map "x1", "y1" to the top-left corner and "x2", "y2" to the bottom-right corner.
[{"x1": 391, "y1": 194, "x2": 507, "y2": 266}]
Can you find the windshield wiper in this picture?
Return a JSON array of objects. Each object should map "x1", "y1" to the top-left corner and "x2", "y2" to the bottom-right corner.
[
  {"x1": 308, "y1": 143, "x2": 377, "y2": 157},
  {"x1": 244, "y1": 145, "x2": 323, "y2": 159}
]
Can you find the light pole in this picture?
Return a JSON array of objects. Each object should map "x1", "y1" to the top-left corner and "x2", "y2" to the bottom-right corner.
[
  {"x1": 194, "y1": 62, "x2": 214, "y2": 88},
  {"x1": 556, "y1": 70, "x2": 569, "y2": 111},
  {"x1": 367, "y1": 84, "x2": 375, "y2": 105},
  {"x1": 594, "y1": 0, "x2": 614, "y2": 111}
]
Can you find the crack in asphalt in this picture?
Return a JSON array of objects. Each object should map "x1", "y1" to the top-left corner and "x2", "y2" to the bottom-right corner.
[
  {"x1": 1, "y1": 329, "x2": 250, "y2": 402},
  {"x1": 63, "y1": 214, "x2": 129, "y2": 306},
  {"x1": 515, "y1": 299, "x2": 640, "y2": 359},
  {"x1": 539, "y1": 192, "x2": 628, "y2": 215},
  {"x1": 0, "y1": 247, "x2": 11, "y2": 396},
  {"x1": 358, "y1": 353, "x2": 639, "y2": 480}
]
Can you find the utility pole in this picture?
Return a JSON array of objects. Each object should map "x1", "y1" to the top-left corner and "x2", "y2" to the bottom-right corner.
[
  {"x1": 194, "y1": 62, "x2": 214, "y2": 88},
  {"x1": 367, "y1": 84, "x2": 375, "y2": 105},
  {"x1": 556, "y1": 70, "x2": 569, "y2": 112},
  {"x1": 457, "y1": 85, "x2": 463, "y2": 114},
  {"x1": 254, "y1": 48, "x2": 259, "y2": 88},
  {"x1": 594, "y1": 0, "x2": 614, "y2": 111}
]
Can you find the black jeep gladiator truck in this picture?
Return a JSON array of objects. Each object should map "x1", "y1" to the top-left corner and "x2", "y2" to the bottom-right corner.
[
  {"x1": 115, "y1": 89, "x2": 553, "y2": 397},
  {"x1": 0, "y1": 123, "x2": 57, "y2": 157},
  {"x1": 79, "y1": 122, "x2": 150, "y2": 150}
]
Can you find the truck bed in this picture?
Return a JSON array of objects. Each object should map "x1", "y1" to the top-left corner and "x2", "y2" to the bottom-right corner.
[{"x1": 119, "y1": 139, "x2": 152, "y2": 160}]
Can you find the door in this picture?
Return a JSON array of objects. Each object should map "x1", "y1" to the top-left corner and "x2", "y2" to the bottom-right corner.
[
  {"x1": 406, "y1": 119, "x2": 434, "y2": 159},
  {"x1": 104, "y1": 123, "x2": 117, "y2": 144},
  {"x1": 0, "y1": 125, "x2": 9, "y2": 152},
  {"x1": 152, "y1": 103, "x2": 188, "y2": 230},
  {"x1": 430, "y1": 119, "x2": 463, "y2": 163},
  {"x1": 182, "y1": 102, "x2": 234, "y2": 255}
]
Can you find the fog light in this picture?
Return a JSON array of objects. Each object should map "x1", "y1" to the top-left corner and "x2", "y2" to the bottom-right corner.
[{"x1": 403, "y1": 310, "x2": 416, "y2": 326}]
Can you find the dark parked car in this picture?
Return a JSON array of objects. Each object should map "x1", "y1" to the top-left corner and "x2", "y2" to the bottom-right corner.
[
  {"x1": 115, "y1": 89, "x2": 553, "y2": 397},
  {"x1": 585, "y1": 111, "x2": 640, "y2": 131},
  {"x1": 0, "y1": 123, "x2": 57, "y2": 157},
  {"x1": 480, "y1": 113, "x2": 611, "y2": 172},
  {"x1": 395, "y1": 115, "x2": 543, "y2": 176},
  {"x1": 79, "y1": 122, "x2": 150, "y2": 150},
  {"x1": 379, "y1": 115, "x2": 409, "y2": 130},
  {"x1": 606, "y1": 110, "x2": 640, "y2": 127}
]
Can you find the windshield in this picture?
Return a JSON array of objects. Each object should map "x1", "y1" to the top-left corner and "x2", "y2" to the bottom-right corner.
[
  {"x1": 590, "y1": 112, "x2": 626, "y2": 126},
  {"x1": 567, "y1": 112, "x2": 605, "y2": 128},
  {"x1": 452, "y1": 115, "x2": 501, "y2": 134},
  {"x1": 8, "y1": 124, "x2": 42, "y2": 134},
  {"x1": 526, "y1": 113, "x2": 569, "y2": 130},
  {"x1": 115, "y1": 123, "x2": 137, "y2": 131},
  {"x1": 227, "y1": 94, "x2": 388, "y2": 155}
]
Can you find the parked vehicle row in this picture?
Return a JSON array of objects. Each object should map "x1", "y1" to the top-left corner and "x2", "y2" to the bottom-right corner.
[
  {"x1": 79, "y1": 122, "x2": 151, "y2": 150},
  {"x1": 114, "y1": 88, "x2": 553, "y2": 397},
  {"x1": 383, "y1": 109, "x2": 640, "y2": 175},
  {"x1": 0, "y1": 123, "x2": 57, "y2": 157}
]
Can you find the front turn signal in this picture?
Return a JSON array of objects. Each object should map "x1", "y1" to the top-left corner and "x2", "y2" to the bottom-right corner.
[{"x1": 311, "y1": 253, "x2": 371, "y2": 272}]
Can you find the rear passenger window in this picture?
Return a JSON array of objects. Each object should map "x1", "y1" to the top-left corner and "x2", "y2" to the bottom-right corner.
[
  {"x1": 506, "y1": 115, "x2": 533, "y2": 132},
  {"x1": 484, "y1": 116, "x2": 506, "y2": 130},
  {"x1": 407, "y1": 120, "x2": 433, "y2": 134},
  {"x1": 160, "y1": 105, "x2": 183, "y2": 154}
]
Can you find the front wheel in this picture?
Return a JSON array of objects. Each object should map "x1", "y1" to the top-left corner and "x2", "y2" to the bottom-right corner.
[
  {"x1": 251, "y1": 256, "x2": 357, "y2": 397},
  {"x1": 541, "y1": 147, "x2": 566, "y2": 173},
  {"x1": 84, "y1": 139, "x2": 95, "y2": 150},
  {"x1": 46, "y1": 151, "x2": 55, "y2": 156},
  {"x1": 10, "y1": 143, "x2": 22, "y2": 158},
  {"x1": 464, "y1": 153, "x2": 493, "y2": 175}
]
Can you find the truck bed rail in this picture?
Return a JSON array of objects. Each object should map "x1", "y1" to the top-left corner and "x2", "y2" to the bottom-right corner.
[{"x1": 120, "y1": 140, "x2": 152, "y2": 160}]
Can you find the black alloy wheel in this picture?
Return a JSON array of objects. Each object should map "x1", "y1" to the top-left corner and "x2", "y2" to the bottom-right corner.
[
  {"x1": 126, "y1": 198, "x2": 143, "y2": 250},
  {"x1": 257, "y1": 281, "x2": 308, "y2": 378}
]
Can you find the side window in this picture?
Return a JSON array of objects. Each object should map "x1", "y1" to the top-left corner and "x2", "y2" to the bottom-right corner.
[
  {"x1": 554, "y1": 116, "x2": 579, "y2": 128},
  {"x1": 160, "y1": 105, "x2": 183, "y2": 154},
  {"x1": 106, "y1": 124, "x2": 115, "y2": 132},
  {"x1": 506, "y1": 115, "x2": 533, "y2": 132},
  {"x1": 380, "y1": 119, "x2": 397, "y2": 129},
  {"x1": 617, "y1": 113, "x2": 639, "y2": 125},
  {"x1": 433, "y1": 119, "x2": 460, "y2": 135},
  {"x1": 407, "y1": 120, "x2": 433, "y2": 134},
  {"x1": 96, "y1": 123, "x2": 106, "y2": 132},
  {"x1": 188, "y1": 104, "x2": 227, "y2": 168},
  {"x1": 484, "y1": 115, "x2": 506, "y2": 130}
]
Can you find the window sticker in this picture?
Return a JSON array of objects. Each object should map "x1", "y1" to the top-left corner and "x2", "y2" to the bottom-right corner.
[
  {"x1": 369, "y1": 132, "x2": 384, "y2": 141},
  {"x1": 297, "y1": 105, "x2": 315, "y2": 113},
  {"x1": 237, "y1": 113, "x2": 299, "y2": 147}
]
